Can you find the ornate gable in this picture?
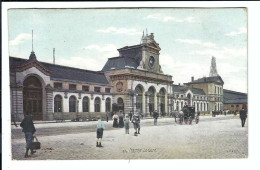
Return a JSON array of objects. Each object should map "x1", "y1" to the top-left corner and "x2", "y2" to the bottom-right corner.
[{"x1": 11, "y1": 52, "x2": 51, "y2": 76}]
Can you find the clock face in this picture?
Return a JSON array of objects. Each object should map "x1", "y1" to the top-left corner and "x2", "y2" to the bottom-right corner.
[
  {"x1": 116, "y1": 82, "x2": 123, "y2": 92},
  {"x1": 149, "y1": 56, "x2": 155, "y2": 68}
]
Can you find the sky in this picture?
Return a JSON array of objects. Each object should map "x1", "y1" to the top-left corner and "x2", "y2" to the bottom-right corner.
[{"x1": 8, "y1": 8, "x2": 247, "y2": 93}]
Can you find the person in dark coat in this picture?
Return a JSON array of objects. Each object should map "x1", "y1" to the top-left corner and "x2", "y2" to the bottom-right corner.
[
  {"x1": 129, "y1": 111, "x2": 133, "y2": 121},
  {"x1": 240, "y1": 106, "x2": 247, "y2": 127},
  {"x1": 96, "y1": 116, "x2": 105, "y2": 147},
  {"x1": 106, "y1": 111, "x2": 110, "y2": 122},
  {"x1": 118, "y1": 111, "x2": 125, "y2": 128},
  {"x1": 153, "y1": 111, "x2": 159, "y2": 125},
  {"x1": 132, "y1": 113, "x2": 141, "y2": 136},
  {"x1": 20, "y1": 112, "x2": 36, "y2": 158}
]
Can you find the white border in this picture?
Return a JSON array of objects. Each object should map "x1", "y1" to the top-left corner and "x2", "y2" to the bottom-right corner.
[{"x1": 2, "y1": 2, "x2": 260, "y2": 170}]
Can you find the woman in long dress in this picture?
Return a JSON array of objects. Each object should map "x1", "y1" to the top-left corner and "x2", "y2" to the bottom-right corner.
[
  {"x1": 118, "y1": 112, "x2": 125, "y2": 128},
  {"x1": 112, "y1": 114, "x2": 119, "y2": 128}
]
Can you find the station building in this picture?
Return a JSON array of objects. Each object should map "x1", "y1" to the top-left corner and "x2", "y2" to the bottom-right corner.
[{"x1": 10, "y1": 32, "x2": 237, "y2": 121}]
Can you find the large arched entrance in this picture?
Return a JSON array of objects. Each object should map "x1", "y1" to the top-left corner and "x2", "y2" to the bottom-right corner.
[
  {"x1": 135, "y1": 85, "x2": 144, "y2": 113},
  {"x1": 148, "y1": 86, "x2": 155, "y2": 115},
  {"x1": 117, "y1": 97, "x2": 124, "y2": 111},
  {"x1": 159, "y1": 88, "x2": 166, "y2": 114},
  {"x1": 23, "y1": 76, "x2": 43, "y2": 120}
]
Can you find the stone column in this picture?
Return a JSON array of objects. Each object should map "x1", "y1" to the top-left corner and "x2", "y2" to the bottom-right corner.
[
  {"x1": 145, "y1": 92, "x2": 149, "y2": 117},
  {"x1": 45, "y1": 84, "x2": 54, "y2": 121},
  {"x1": 157, "y1": 94, "x2": 160, "y2": 113},
  {"x1": 10, "y1": 85, "x2": 24, "y2": 122}
]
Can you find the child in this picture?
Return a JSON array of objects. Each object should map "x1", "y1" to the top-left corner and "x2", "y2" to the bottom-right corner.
[
  {"x1": 96, "y1": 116, "x2": 105, "y2": 147},
  {"x1": 124, "y1": 114, "x2": 130, "y2": 134}
]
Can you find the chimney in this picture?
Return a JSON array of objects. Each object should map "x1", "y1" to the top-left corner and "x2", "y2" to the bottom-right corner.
[{"x1": 191, "y1": 76, "x2": 194, "y2": 82}]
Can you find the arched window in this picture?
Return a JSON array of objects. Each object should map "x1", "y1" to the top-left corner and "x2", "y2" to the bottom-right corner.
[
  {"x1": 54, "y1": 95, "x2": 62, "y2": 112},
  {"x1": 148, "y1": 87, "x2": 155, "y2": 113},
  {"x1": 181, "y1": 101, "x2": 183, "y2": 110},
  {"x1": 176, "y1": 101, "x2": 179, "y2": 111},
  {"x1": 159, "y1": 88, "x2": 166, "y2": 113},
  {"x1": 82, "y1": 97, "x2": 89, "y2": 112},
  {"x1": 106, "y1": 98, "x2": 111, "y2": 112},
  {"x1": 94, "y1": 97, "x2": 101, "y2": 112},
  {"x1": 197, "y1": 103, "x2": 200, "y2": 111},
  {"x1": 69, "y1": 96, "x2": 76, "y2": 112},
  {"x1": 135, "y1": 85, "x2": 143, "y2": 113},
  {"x1": 204, "y1": 103, "x2": 206, "y2": 111},
  {"x1": 201, "y1": 103, "x2": 203, "y2": 111}
]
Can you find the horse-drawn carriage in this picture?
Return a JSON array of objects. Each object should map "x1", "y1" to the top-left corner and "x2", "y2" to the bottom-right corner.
[{"x1": 171, "y1": 105, "x2": 198, "y2": 125}]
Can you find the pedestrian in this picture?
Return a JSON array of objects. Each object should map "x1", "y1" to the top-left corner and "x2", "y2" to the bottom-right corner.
[
  {"x1": 106, "y1": 111, "x2": 109, "y2": 122},
  {"x1": 132, "y1": 113, "x2": 140, "y2": 136},
  {"x1": 153, "y1": 111, "x2": 159, "y2": 125},
  {"x1": 195, "y1": 112, "x2": 200, "y2": 124},
  {"x1": 129, "y1": 111, "x2": 133, "y2": 121},
  {"x1": 118, "y1": 111, "x2": 124, "y2": 128},
  {"x1": 240, "y1": 106, "x2": 247, "y2": 127},
  {"x1": 112, "y1": 113, "x2": 119, "y2": 128},
  {"x1": 20, "y1": 112, "x2": 36, "y2": 158},
  {"x1": 96, "y1": 116, "x2": 105, "y2": 147},
  {"x1": 124, "y1": 114, "x2": 130, "y2": 134},
  {"x1": 12, "y1": 114, "x2": 18, "y2": 127}
]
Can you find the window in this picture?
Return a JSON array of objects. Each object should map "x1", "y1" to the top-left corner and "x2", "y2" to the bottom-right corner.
[
  {"x1": 215, "y1": 86, "x2": 217, "y2": 94},
  {"x1": 181, "y1": 95, "x2": 183, "y2": 98},
  {"x1": 236, "y1": 105, "x2": 239, "y2": 108},
  {"x1": 176, "y1": 95, "x2": 179, "y2": 98},
  {"x1": 82, "y1": 85, "x2": 89, "y2": 92},
  {"x1": 94, "y1": 87, "x2": 101, "y2": 93},
  {"x1": 54, "y1": 82, "x2": 62, "y2": 89},
  {"x1": 176, "y1": 101, "x2": 179, "y2": 111},
  {"x1": 105, "y1": 88, "x2": 111, "y2": 93},
  {"x1": 82, "y1": 97, "x2": 89, "y2": 112},
  {"x1": 69, "y1": 84, "x2": 76, "y2": 91},
  {"x1": 231, "y1": 105, "x2": 234, "y2": 107},
  {"x1": 94, "y1": 97, "x2": 101, "y2": 112},
  {"x1": 69, "y1": 96, "x2": 76, "y2": 112},
  {"x1": 105, "y1": 98, "x2": 111, "y2": 112},
  {"x1": 54, "y1": 95, "x2": 62, "y2": 112}
]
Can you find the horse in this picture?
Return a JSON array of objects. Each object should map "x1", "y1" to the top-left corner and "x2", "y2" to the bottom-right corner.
[{"x1": 171, "y1": 111, "x2": 184, "y2": 124}]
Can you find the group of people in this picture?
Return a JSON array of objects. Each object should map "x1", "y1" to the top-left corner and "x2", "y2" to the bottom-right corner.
[{"x1": 19, "y1": 106, "x2": 248, "y2": 158}]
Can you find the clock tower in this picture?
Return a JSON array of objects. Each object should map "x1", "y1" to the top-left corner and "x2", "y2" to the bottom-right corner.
[{"x1": 139, "y1": 32, "x2": 162, "y2": 74}]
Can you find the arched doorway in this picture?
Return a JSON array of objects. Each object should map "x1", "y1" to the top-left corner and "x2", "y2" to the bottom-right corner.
[
  {"x1": 106, "y1": 98, "x2": 111, "y2": 112},
  {"x1": 148, "y1": 86, "x2": 155, "y2": 115},
  {"x1": 94, "y1": 97, "x2": 101, "y2": 112},
  {"x1": 54, "y1": 95, "x2": 62, "y2": 112},
  {"x1": 117, "y1": 97, "x2": 124, "y2": 111},
  {"x1": 69, "y1": 96, "x2": 77, "y2": 112},
  {"x1": 23, "y1": 76, "x2": 43, "y2": 120},
  {"x1": 135, "y1": 85, "x2": 143, "y2": 113},
  {"x1": 187, "y1": 93, "x2": 192, "y2": 106},
  {"x1": 159, "y1": 88, "x2": 166, "y2": 114},
  {"x1": 82, "y1": 96, "x2": 89, "y2": 112}
]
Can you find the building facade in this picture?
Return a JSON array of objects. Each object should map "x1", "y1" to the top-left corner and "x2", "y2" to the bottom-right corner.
[{"x1": 10, "y1": 32, "x2": 245, "y2": 121}]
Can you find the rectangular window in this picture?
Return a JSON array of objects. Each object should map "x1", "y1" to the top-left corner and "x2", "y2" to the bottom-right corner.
[
  {"x1": 69, "y1": 84, "x2": 77, "y2": 90},
  {"x1": 94, "y1": 87, "x2": 101, "y2": 93},
  {"x1": 82, "y1": 85, "x2": 89, "y2": 92},
  {"x1": 105, "y1": 88, "x2": 111, "y2": 93},
  {"x1": 54, "y1": 82, "x2": 62, "y2": 89}
]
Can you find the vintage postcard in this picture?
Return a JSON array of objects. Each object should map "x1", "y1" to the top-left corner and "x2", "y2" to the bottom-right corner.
[{"x1": 8, "y1": 7, "x2": 247, "y2": 161}]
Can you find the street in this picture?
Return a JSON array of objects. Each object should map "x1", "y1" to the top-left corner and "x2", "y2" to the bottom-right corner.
[{"x1": 11, "y1": 115, "x2": 248, "y2": 159}]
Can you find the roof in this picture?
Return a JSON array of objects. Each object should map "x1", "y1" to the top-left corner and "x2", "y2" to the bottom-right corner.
[
  {"x1": 185, "y1": 76, "x2": 224, "y2": 85},
  {"x1": 223, "y1": 89, "x2": 247, "y2": 104},
  {"x1": 10, "y1": 57, "x2": 110, "y2": 86},
  {"x1": 172, "y1": 84, "x2": 206, "y2": 95},
  {"x1": 101, "y1": 56, "x2": 139, "y2": 72}
]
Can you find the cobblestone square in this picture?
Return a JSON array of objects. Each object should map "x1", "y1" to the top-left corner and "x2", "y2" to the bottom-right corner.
[{"x1": 11, "y1": 115, "x2": 248, "y2": 160}]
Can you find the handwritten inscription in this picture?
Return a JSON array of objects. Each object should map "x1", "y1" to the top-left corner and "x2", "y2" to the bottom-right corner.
[{"x1": 122, "y1": 148, "x2": 157, "y2": 153}]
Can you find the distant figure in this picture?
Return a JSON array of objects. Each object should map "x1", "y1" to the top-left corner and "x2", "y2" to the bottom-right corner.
[
  {"x1": 20, "y1": 112, "x2": 36, "y2": 158},
  {"x1": 12, "y1": 114, "x2": 18, "y2": 127},
  {"x1": 129, "y1": 111, "x2": 133, "y2": 121},
  {"x1": 112, "y1": 114, "x2": 119, "y2": 128},
  {"x1": 124, "y1": 114, "x2": 130, "y2": 134},
  {"x1": 132, "y1": 113, "x2": 140, "y2": 136},
  {"x1": 96, "y1": 117, "x2": 105, "y2": 147},
  {"x1": 196, "y1": 112, "x2": 200, "y2": 124},
  {"x1": 118, "y1": 111, "x2": 125, "y2": 128},
  {"x1": 106, "y1": 112, "x2": 109, "y2": 122},
  {"x1": 153, "y1": 111, "x2": 159, "y2": 125},
  {"x1": 240, "y1": 106, "x2": 247, "y2": 127}
]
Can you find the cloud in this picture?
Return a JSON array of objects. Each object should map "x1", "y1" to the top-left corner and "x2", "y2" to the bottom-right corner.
[
  {"x1": 226, "y1": 27, "x2": 247, "y2": 36},
  {"x1": 190, "y1": 47, "x2": 247, "y2": 59},
  {"x1": 9, "y1": 33, "x2": 31, "y2": 46},
  {"x1": 97, "y1": 27, "x2": 142, "y2": 35},
  {"x1": 83, "y1": 44, "x2": 117, "y2": 53},
  {"x1": 145, "y1": 14, "x2": 196, "y2": 23},
  {"x1": 176, "y1": 39, "x2": 217, "y2": 48}
]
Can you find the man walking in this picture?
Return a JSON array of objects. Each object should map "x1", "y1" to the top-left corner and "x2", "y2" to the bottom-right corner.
[
  {"x1": 132, "y1": 113, "x2": 141, "y2": 136},
  {"x1": 240, "y1": 105, "x2": 247, "y2": 127},
  {"x1": 20, "y1": 112, "x2": 36, "y2": 158}
]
